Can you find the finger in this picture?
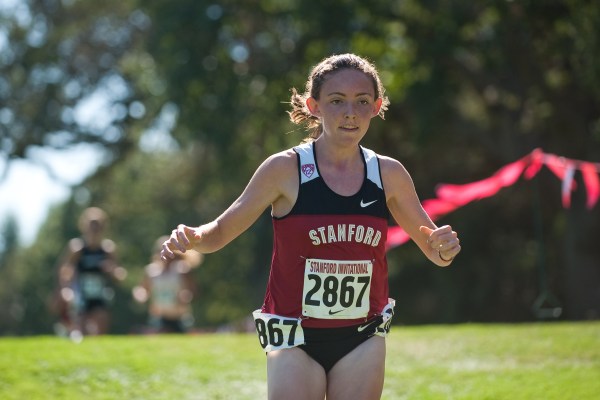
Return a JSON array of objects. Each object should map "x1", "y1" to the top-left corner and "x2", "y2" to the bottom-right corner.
[
  {"x1": 176, "y1": 224, "x2": 191, "y2": 246},
  {"x1": 419, "y1": 226, "x2": 436, "y2": 246},
  {"x1": 437, "y1": 230, "x2": 459, "y2": 244},
  {"x1": 172, "y1": 237, "x2": 188, "y2": 253},
  {"x1": 161, "y1": 243, "x2": 174, "y2": 260},
  {"x1": 437, "y1": 225, "x2": 453, "y2": 234},
  {"x1": 438, "y1": 239, "x2": 454, "y2": 253},
  {"x1": 419, "y1": 226, "x2": 434, "y2": 236},
  {"x1": 442, "y1": 243, "x2": 461, "y2": 258}
]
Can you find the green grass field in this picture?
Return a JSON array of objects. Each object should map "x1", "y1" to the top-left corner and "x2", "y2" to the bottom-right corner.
[{"x1": 1, "y1": 322, "x2": 598, "y2": 399}]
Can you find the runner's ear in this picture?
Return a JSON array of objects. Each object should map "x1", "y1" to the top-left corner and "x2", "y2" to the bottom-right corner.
[{"x1": 306, "y1": 97, "x2": 320, "y2": 117}]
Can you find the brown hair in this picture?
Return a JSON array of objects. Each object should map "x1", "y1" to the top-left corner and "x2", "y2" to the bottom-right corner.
[{"x1": 288, "y1": 53, "x2": 390, "y2": 141}]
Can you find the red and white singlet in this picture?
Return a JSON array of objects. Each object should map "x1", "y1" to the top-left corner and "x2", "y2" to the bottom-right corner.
[{"x1": 259, "y1": 141, "x2": 391, "y2": 329}]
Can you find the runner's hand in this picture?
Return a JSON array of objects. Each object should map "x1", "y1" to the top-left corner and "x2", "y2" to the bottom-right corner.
[
  {"x1": 419, "y1": 225, "x2": 461, "y2": 263},
  {"x1": 161, "y1": 224, "x2": 202, "y2": 260}
]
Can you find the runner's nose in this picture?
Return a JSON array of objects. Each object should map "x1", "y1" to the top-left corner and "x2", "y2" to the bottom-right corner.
[{"x1": 344, "y1": 104, "x2": 356, "y2": 118}]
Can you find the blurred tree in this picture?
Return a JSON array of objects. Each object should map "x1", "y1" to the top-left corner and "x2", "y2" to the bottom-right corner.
[
  {"x1": 0, "y1": 214, "x2": 19, "y2": 266},
  {"x1": 0, "y1": 215, "x2": 20, "y2": 334},
  {"x1": 382, "y1": 0, "x2": 600, "y2": 323},
  {"x1": 0, "y1": 0, "x2": 160, "y2": 181}
]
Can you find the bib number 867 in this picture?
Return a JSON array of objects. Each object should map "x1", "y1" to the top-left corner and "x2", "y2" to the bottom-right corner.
[{"x1": 252, "y1": 311, "x2": 304, "y2": 352}]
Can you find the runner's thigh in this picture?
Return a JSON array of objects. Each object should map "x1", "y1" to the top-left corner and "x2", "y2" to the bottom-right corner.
[
  {"x1": 267, "y1": 347, "x2": 327, "y2": 400},
  {"x1": 326, "y1": 336, "x2": 386, "y2": 400}
]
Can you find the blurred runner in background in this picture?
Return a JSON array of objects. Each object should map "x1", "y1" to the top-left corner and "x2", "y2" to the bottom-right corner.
[
  {"x1": 54, "y1": 207, "x2": 126, "y2": 339},
  {"x1": 133, "y1": 235, "x2": 202, "y2": 334}
]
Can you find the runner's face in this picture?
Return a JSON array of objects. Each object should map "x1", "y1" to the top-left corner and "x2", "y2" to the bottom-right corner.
[
  {"x1": 308, "y1": 69, "x2": 382, "y2": 144},
  {"x1": 83, "y1": 220, "x2": 104, "y2": 245}
]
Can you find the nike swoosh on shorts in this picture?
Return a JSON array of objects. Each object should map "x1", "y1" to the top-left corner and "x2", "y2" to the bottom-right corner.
[{"x1": 357, "y1": 319, "x2": 377, "y2": 332}]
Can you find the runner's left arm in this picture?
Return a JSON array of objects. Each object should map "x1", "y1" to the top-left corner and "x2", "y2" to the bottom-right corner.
[{"x1": 380, "y1": 156, "x2": 460, "y2": 266}]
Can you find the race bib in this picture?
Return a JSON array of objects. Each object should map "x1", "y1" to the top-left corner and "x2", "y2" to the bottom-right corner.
[
  {"x1": 80, "y1": 273, "x2": 105, "y2": 298},
  {"x1": 302, "y1": 259, "x2": 373, "y2": 319},
  {"x1": 252, "y1": 310, "x2": 304, "y2": 352}
]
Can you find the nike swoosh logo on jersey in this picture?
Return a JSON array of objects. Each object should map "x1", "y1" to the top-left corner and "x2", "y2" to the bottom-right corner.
[
  {"x1": 328, "y1": 309, "x2": 344, "y2": 315},
  {"x1": 360, "y1": 199, "x2": 378, "y2": 207},
  {"x1": 357, "y1": 319, "x2": 377, "y2": 332}
]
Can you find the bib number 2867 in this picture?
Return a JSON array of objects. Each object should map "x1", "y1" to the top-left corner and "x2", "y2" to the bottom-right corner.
[{"x1": 302, "y1": 259, "x2": 373, "y2": 319}]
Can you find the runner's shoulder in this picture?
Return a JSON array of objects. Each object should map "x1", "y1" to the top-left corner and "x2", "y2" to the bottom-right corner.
[
  {"x1": 378, "y1": 155, "x2": 413, "y2": 184},
  {"x1": 259, "y1": 148, "x2": 298, "y2": 176}
]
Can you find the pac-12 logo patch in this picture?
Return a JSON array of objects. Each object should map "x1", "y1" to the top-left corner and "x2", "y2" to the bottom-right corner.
[{"x1": 301, "y1": 164, "x2": 315, "y2": 178}]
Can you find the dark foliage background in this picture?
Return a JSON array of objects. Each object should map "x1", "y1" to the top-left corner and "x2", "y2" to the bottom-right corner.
[{"x1": 1, "y1": 0, "x2": 598, "y2": 334}]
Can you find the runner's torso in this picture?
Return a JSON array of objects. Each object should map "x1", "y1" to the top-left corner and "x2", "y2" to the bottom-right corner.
[
  {"x1": 149, "y1": 265, "x2": 189, "y2": 317},
  {"x1": 76, "y1": 244, "x2": 110, "y2": 301},
  {"x1": 262, "y1": 142, "x2": 390, "y2": 328}
]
